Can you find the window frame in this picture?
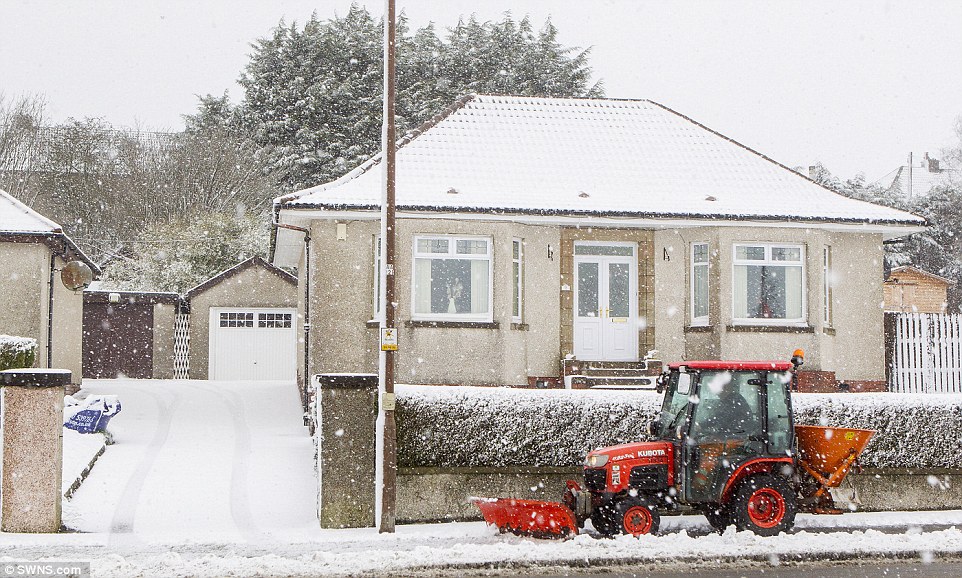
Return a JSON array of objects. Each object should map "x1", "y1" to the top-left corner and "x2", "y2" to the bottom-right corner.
[
  {"x1": 731, "y1": 242, "x2": 807, "y2": 325},
  {"x1": 411, "y1": 234, "x2": 494, "y2": 322},
  {"x1": 690, "y1": 242, "x2": 710, "y2": 326},
  {"x1": 822, "y1": 246, "x2": 832, "y2": 327},
  {"x1": 373, "y1": 235, "x2": 382, "y2": 320},
  {"x1": 512, "y1": 238, "x2": 523, "y2": 323}
]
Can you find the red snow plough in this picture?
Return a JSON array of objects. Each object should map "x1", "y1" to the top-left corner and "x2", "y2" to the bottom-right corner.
[{"x1": 473, "y1": 352, "x2": 874, "y2": 538}]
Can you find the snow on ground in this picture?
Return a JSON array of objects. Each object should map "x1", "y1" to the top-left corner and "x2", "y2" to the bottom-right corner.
[
  {"x1": 61, "y1": 379, "x2": 318, "y2": 541},
  {"x1": 1, "y1": 379, "x2": 961, "y2": 577},
  {"x1": 62, "y1": 428, "x2": 107, "y2": 497}
]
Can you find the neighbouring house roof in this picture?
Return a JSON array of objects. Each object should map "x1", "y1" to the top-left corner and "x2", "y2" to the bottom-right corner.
[
  {"x1": 0, "y1": 188, "x2": 101, "y2": 274},
  {"x1": 0, "y1": 188, "x2": 60, "y2": 232},
  {"x1": 886, "y1": 265, "x2": 955, "y2": 287},
  {"x1": 185, "y1": 256, "x2": 296, "y2": 300},
  {"x1": 277, "y1": 94, "x2": 925, "y2": 222},
  {"x1": 878, "y1": 159, "x2": 958, "y2": 199}
]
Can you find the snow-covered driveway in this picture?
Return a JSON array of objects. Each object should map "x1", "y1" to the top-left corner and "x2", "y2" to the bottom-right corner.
[{"x1": 64, "y1": 379, "x2": 317, "y2": 541}]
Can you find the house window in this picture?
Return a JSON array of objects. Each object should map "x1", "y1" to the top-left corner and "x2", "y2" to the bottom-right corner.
[
  {"x1": 823, "y1": 246, "x2": 832, "y2": 326},
  {"x1": 413, "y1": 236, "x2": 492, "y2": 321},
  {"x1": 691, "y1": 242, "x2": 709, "y2": 326},
  {"x1": 219, "y1": 312, "x2": 253, "y2": 328},
  {"x1": 258, "y1": 313, "x2": 292, "y2": 328},
  {"x1": 512, "y1": 239, "x2": 523, "y2": 323},
  {"x1": 733, "y1": 243, "x2": 805, "y2": 323}
]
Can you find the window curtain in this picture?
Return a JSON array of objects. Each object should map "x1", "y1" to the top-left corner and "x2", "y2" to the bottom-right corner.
[
  {"x1": 414, "y1": 258, "x2": 432, "y2": 314},
  {"x1": 734, "y1": 265, "x2": 748, "y2": 318},
  {"x1": 785, "y1": 266, "x2": 802, "y2": 319},
  {"x1": 471, "y1": 259, "x2": 489, "y2": 314}
]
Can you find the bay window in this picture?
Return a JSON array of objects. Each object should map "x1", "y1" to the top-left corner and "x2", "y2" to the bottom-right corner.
[
  {"x1": 413, "y1": 236, "x2": 492, "y2": 321},
  {"x1": 733, "y1": 243, "x2": 805, "y2": 323}
]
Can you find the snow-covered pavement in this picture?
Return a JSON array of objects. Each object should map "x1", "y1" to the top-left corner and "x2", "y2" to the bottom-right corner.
[{"x1": 2, "y1": 379, "x2": 962, "y2": 577}]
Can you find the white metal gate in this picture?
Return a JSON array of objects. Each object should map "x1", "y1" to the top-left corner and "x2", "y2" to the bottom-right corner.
[
  {"x1": 209, "y1": 308, "x2": 297, "y2": 381},
  {"x1": 173, "y1": 312, "x2": 190, "y2": 379},
  {"x1": 891, "y1": 313, "x2": 962, "y2": 393}
]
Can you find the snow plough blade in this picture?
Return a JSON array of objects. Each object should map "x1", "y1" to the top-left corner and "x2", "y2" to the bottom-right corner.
[{"x1": 472, "y1": 497, "x2": 578, "y2": 539}]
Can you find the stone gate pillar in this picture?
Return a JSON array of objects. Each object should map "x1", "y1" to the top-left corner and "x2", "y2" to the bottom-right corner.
[
  {"x1": 0, "y1": 368, "x2": 68, "y2": 533},
  {"x1": 314, "y1": 373, "x2": 378, "y2": 529}
]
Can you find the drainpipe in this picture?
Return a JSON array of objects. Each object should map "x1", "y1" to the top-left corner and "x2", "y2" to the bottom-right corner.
[
  {"x1": 275, "y1": 221, "x2": 312, "y2": 413},
  {"x1": 47, "y1": 251, "x2": 55, "y2": 368}
]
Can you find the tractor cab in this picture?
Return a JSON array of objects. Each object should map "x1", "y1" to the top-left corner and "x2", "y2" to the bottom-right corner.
[{"x1": 652, "y1": 361, "x2": 796, "y2": 506}]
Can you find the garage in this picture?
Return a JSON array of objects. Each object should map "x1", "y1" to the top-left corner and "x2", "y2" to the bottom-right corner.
[
  {"x1": 185, "y1": 257, "x2": 298, "y2": 381},
  {"x1": 208, "y1": 307, "x2": 297, "y2": 381}
]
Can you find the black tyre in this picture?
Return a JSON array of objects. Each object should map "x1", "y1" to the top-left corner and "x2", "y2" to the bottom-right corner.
[
  {"x1": 589, "y1": 502, "x2": 619, "y2": 537},
  {"x1": 730, "y1": 473, "x2": 797, "y2": 536},
  {"x1": 615, "y1": 495, "x2": 660, "y2": 536},
  {"x1": 703, "y1": 504, "x2": 732, "y2": 532}
]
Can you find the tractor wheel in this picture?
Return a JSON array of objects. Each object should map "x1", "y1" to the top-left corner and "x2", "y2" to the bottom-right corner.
[
  {"x1": 730, "y1": 473, "x2": 797, "y2": 536},
  {"x1": 615, "y1": 496, "x2": 660, "y2": 537},
  {"x1": 703, "y1": 504, "x2": 732, "y2": 533},
  {"x1": 589, "y1": 502, "x2": 619, "y2": 537}
]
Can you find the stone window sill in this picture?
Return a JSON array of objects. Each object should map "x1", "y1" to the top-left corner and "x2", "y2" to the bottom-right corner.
[
  {"x1": 405, "y1": 320, "x2": 500, "y2": 329},
  {"x1": 684, "y1": 325, "x2": 713, "y2": 333},
  {"x1": 726, "y1": 324, "x2": 814, "y2": 334}
]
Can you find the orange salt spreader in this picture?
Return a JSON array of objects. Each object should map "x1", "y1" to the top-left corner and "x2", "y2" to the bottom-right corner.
[{"x1": 473, "y1": 350, "x2": 875, "y2": 539}]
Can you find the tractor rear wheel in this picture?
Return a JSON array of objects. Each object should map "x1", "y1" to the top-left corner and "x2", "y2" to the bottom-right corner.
[
  {"x1": 731, "y1": 473, "x2": 796, "y2": 536},
  {"x1": 615, "y1": 496, "x2": 660, "y2": 537}
]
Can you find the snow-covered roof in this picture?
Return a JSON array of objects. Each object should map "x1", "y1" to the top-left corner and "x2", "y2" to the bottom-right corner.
[
  {"x1": 881, "y1": 164, "x2": 958, "y2": 199},
  {"x1": 277, "y1": 94, "x2": 924, "y2": 227},
  {"x1": 0, "y1": 188, "x2": 61, "y2": 233}
]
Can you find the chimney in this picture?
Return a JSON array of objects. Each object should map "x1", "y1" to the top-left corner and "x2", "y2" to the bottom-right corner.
[
  {"x1": 808, "y1": 166, "x2": 818, "y2": 180},
  {"x1": 926, "y1": 153, "x2": 941, "y2": 173}
]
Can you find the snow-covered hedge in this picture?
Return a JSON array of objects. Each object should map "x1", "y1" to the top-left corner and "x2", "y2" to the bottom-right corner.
[
  {"x1": 0, "y1": 335, "x2": 37, "y2": 371},
  {"x1": 396, "y1": 385, "x2": 962, "y2": 470},
  {"x1": 793, "y1": 394, "x2": 962, "y2": 470},
  {"x1": 396, "y1": 385, "x2": 660, "y2": 468}
]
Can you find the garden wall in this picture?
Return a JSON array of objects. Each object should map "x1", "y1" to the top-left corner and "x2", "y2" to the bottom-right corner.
[{"x1": 395, "y1": 385, "x2": 962, "y2": 522}]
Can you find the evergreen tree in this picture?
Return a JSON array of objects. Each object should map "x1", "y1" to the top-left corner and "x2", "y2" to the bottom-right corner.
[{"x1": 237, "y1": 5, "x2": 603, "y2": 191}]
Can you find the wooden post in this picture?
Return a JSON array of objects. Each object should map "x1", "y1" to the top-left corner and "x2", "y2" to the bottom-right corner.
[{"x1": 377, "y1": 0, "x2": 398, "y2": 533}]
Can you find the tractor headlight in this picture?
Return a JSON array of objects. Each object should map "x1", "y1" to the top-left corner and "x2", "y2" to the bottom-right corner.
[{"x1": 585, "y1": 453, "x2": 609, "y2": 468}]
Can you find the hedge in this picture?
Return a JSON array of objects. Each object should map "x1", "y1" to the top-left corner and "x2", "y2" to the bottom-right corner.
[
  {"x1": 0, "y1": 335, "x2": 37, "y2": 371},
  {"x1": 396, "y1": 385, "x2": 962, "y2": 470}
]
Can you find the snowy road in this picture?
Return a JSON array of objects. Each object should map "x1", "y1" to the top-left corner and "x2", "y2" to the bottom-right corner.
[{"x1": 62, "y1": 379, "x2": 318, "y2": 542}]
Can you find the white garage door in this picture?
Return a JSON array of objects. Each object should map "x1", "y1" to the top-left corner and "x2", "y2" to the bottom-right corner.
[{"x1": 209, "y1": 308, "x2": 297, "y2": 381}]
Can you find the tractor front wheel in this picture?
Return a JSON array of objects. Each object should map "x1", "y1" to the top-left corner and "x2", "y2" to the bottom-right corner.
[
  {"x1": 731, "y1": 473, "x2": 797, "y2": 536},
  {"x1": 703, "y1": 504, "x2": 732, "y2": 533},
  {"x1": 615, "y1": 496, "x2": 660, "y2": 537}
]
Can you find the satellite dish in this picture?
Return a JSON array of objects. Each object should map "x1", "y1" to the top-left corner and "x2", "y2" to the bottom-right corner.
[{"x1": 61, "y1": 260, "x2": 93, "y2": 291}]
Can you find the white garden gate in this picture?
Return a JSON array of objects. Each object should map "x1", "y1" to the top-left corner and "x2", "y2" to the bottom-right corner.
[{"x1": 890, "y1": 313, "x2": 962, "y2": 393}]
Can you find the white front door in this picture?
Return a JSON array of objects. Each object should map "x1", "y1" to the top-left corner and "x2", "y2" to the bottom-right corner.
[
  {"x1": 209, "y1": 308, "x2": 297, "y2": 381},
  {"x1": 573, "y1": 242, "x2": 638, "y2": 361}
]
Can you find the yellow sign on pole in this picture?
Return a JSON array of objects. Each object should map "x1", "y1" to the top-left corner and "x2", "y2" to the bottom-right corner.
[{"x1": 380, "y1": 327, "x2": 398, "y2": 351}]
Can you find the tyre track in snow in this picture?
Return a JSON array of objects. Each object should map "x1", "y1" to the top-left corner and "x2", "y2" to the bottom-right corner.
[
  {"x1": 192, "y1": 382, "x2": 259, "y2": 543},
  {"x1": 108, "y1": 385, "x2": 180, "y2": 540}
]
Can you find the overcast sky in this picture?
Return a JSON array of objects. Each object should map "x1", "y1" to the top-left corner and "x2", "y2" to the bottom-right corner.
[{"x1": 2, "y1": 0, "x2": 960, "y2": 183}]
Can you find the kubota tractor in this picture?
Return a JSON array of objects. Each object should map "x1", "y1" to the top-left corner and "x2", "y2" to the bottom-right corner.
[{"x1": 474, "y1": 352, "x2": 874, "y2": 538}]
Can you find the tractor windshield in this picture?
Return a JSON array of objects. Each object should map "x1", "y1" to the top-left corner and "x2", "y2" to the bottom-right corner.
[{"x1": 655, "y1": 370, "x2": 694, "y2": 439}]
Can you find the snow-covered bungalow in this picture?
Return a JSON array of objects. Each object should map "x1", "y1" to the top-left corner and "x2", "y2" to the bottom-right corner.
[
  {"x1": 271, "y1": 95, "x2": 925, "y2": 392},
  {"x1": 0, "y1": 188, "x2": 100, "y2": 383}
]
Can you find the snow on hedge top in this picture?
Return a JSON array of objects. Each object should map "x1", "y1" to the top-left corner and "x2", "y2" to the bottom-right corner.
[
  {"x1": 0, "y1": 335, "x2": 37, "y2": 353},
  {"x1": 0, "y1": 188, "x2": 61, "y2": 233},
  {"x1": 280, "y1": 95, "x2": 923, "y2": 228}
]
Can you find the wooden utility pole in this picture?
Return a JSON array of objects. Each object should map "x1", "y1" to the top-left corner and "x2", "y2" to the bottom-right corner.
[{"x1": 376, "y1": 0, "x2": 398, "y2": 533}]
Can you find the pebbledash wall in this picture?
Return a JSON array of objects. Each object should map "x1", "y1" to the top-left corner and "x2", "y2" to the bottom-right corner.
[
  {"x1": 300, "y1": 218, "x2": 886, "y2": 391},
  {"x1": 0, "y1": 241, "x2": 84, "y2": 381},
  {"x1": 655, "y1": 227, "x2": 886, "y2": 392}
]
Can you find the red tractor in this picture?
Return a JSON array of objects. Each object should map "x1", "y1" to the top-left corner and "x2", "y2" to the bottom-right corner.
[{"x1": 474, "y1": 354, "x2": 874, "y2": 538}]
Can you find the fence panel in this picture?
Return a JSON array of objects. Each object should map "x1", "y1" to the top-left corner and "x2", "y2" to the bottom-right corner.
[{"x1": 889, "y1": 312, "x2": 962, "y2": 393}]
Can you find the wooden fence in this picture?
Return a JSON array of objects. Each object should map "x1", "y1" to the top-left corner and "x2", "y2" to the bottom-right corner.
[{"x1": 888, "y1": 312, "x2": 962, "y2": 393}]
